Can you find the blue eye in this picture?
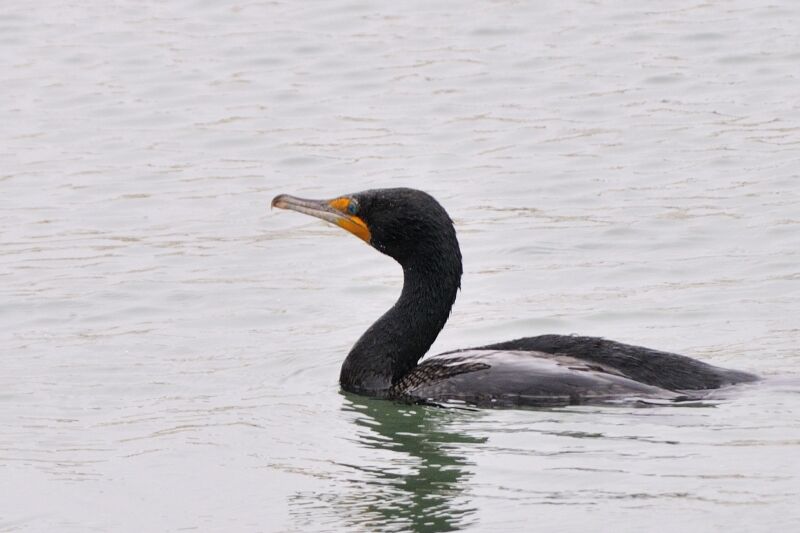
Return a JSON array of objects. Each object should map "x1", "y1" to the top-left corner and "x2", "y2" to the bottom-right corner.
[{"x1": 348, "y1": 201, "x2": 359, "y2": 215}]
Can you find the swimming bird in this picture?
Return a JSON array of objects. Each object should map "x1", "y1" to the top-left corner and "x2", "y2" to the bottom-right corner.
[{"x1": 272, "y1": 188, "x2": 757, "y2": 407}]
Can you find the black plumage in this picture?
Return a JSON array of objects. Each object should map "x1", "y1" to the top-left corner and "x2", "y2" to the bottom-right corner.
[{"x1": 272, "y1": 188, "x2": 757, "y2": 407}]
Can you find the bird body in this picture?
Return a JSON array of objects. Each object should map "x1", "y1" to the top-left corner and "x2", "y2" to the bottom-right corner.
[
  {"x1": 272, "y1": 188, "x2": 757, "y2": 408},
  {"x1": 392, "y1": 349, "x2": 687, "y2": 407}
]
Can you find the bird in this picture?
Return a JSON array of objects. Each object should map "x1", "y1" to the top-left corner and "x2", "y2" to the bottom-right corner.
[{"x1": 271, "y1": 188, "x2": 757, "y2": 408}]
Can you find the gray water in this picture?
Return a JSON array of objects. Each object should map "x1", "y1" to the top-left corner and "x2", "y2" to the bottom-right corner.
[{"x1": 2, "y1": 1, "x2": 800, "y2": 531}]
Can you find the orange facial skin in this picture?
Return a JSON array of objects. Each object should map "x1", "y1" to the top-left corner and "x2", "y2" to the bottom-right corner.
[{"x1": 328, "y1": 198, "x2": 371, "y2": 243}]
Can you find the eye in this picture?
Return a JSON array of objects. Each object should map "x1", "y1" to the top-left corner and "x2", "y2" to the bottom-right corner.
[{"x1": 348, "y1": 200, "x2": 359, "y2": 215}]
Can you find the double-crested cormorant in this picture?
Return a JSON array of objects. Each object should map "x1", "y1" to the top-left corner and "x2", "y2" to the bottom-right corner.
[{"x1": 272, "y1": 188, "x2": 757, "y2": 407}]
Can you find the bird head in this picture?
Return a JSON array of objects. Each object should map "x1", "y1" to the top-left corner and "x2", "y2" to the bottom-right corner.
[{"x1": 271, "y1": 187, "x2": 459, "y2": 266}]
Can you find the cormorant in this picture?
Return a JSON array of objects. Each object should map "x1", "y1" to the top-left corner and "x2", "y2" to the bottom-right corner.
[{"x1": 272, "y1": 188, "x2": 757, "y2": 407}]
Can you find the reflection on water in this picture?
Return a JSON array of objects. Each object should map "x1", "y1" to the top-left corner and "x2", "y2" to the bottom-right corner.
[{"x1": 291, "y1": 394, "x2": 485, "y2": 532}]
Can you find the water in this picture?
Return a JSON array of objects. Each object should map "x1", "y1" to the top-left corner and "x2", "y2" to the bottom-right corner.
[{"x1": 2, "y1": 0, "x2": 800, "y2": 531}]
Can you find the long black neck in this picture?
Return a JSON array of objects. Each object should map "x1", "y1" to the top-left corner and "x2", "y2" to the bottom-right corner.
[{"x1": 339, "y1": 241, "x2": 462, "y2": 396}]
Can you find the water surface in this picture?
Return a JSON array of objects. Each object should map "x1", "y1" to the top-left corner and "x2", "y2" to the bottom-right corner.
[{"x1": 2, "y1": 1, "x2": 800, "y2": 531}]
